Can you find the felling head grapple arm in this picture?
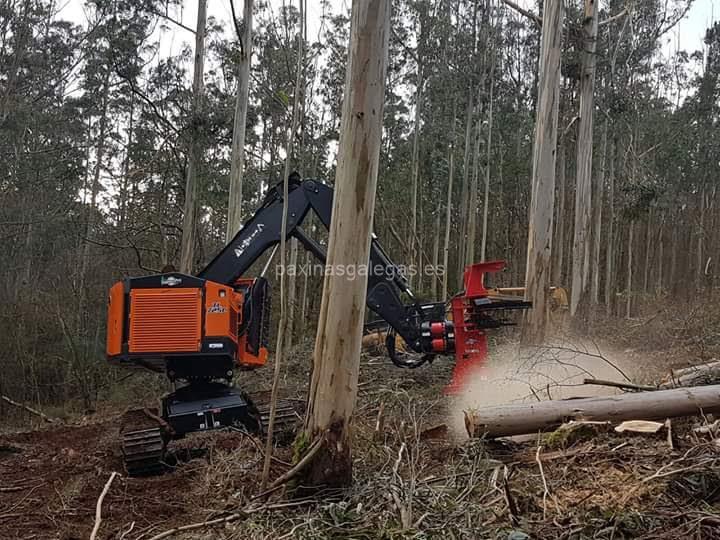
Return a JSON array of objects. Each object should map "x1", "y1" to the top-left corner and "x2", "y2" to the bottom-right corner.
[
  {"x1": 196, "y1": 176, "x2": 442, "y2": 367},
  {"x1": 107, "y1": 174, "x2": 532, "y2": 382},
  {"x1": 197, "y1": 175, "x2": 530, "y2": 371}
]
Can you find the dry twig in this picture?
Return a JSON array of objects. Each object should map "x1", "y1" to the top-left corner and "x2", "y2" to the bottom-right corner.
[
  {"x1": 90, "y1": 471, "x2": 119, "y2": 540},
  {"x1": 583, "y1": 378, "x2": 656, "y2": 392},
  {"x1": 254, "y1": 436, "x2": 324, "y2": 499},
  {"x1": 535, "y1": 445, "x2": 550, "y2": 519},
  {"x1": 1, "y1": 395, "x2": 58, "y2": 423},
  {"x1": 146, "y1": 500, "x2": 312, "y2": 540}
]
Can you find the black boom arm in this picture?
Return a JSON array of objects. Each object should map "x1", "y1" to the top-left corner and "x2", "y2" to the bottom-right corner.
[{"x1": 197, "y1": 177, "x2": 434, "y2": 358}]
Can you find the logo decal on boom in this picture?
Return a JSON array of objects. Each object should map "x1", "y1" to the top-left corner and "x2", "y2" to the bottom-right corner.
[{"x1": 234, "y1": 223, "x2": 265, "y2": 258}]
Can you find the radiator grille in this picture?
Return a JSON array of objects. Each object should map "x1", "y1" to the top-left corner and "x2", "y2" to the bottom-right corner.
[{"x1": 129, "y1": 288, "x2": 201, "y2": 353}]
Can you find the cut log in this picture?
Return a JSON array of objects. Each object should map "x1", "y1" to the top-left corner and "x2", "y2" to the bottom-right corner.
[
  {"x1": 465, "y1": 385, "x2": 720, "y2": 438},
  {"x1": 660, "y1": 360, "x2": 720, "y2": 389}
]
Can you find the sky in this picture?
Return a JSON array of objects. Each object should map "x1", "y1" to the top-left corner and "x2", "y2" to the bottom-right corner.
[{"x1": 58, "y1": 0, "x2": 717, "y2": 61}]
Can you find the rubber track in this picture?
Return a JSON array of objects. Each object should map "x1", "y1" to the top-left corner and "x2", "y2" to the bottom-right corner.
[{"x1": 121, "y1": 426, "x2": 166, "y2": 475}]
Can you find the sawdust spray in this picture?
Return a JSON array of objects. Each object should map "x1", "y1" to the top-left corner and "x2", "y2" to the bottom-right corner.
[{"x1": 446, "y1": 341, "x2": 642, "y2": 439}]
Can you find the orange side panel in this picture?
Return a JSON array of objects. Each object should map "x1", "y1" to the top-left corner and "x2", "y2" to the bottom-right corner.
[
  {"x1": 129, "y1": 288, "x2": 201, "y2": 353},
  {"x1": 106, "y1": 282, "x2": 124, "y2": 357},
  {"x1": 238, "y1": 336, "x2": 268, "y2": 368},
  {"x1": 204, "y1": 281, "x2": 236, "y2": 341}
]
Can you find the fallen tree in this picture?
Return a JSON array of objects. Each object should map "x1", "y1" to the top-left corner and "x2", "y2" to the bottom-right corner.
[{"x1": 465, "y1": 384, "x2": 720, "y2": 438}]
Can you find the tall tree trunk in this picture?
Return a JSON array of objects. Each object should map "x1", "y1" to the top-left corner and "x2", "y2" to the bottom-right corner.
[
  {"x1": 431, "y1": 204, "x2": 441, "y2": 300},
  {"x1": 552, "y1": 135, "x2": 566, "y2": 286},
  {"x1": 480, "y1": 54, "x2": 496, "y2": 262},
  {"x1": 302, "y1": 0, "x2": 390, "y2": 488},
  {"x1": 591, "y1": 117, "x2": 608, "y2": 305},
  {"x1": 442, "y1": 133, "x2": 455, "y2": 300},
  {"x1": 465, "y1": 92, "x2": 483, "y2": 267},
  {"x1": 119, "y1": 91, "x2": 135, "y2": 231},
  {"x1": 262, "y1": 2, "x2": 305, "y2": 485},
  {"x1": 604, "y1": 136, "x2": 616, "y2": 314},
  {"x1": 281, "y1": 0, "x2": 305, "y2": 354},
  {"x1": 179, "y1": 0, "x2": 207, "y2": 273},
  {"x1": 409, "y1": 68, "x2": 422, "y2": 289},
  {"x1": 643, "y1": 208, "x2": 653, "y2": 293},
  {"x1": 521, "y1": 0, "x2": 563, "y2": 345},
  {"x1": 696, "y1": 187, "x2": 706, "y2": 290},
  {"x1": 570, "y1": 0, "x2": 599, "y2": 320},
  {"x1": 78, "y1": 69, "x2": 111, "y2": 332},
  {"x1": 226, "y1": 0, "x2": 254, "y2": 242},
  {"x1": 656, "y1": 212, "x2": 664, "y2": 296},
  {"x1": 457, "y1": 89, "x2": 474, "y2": 283},
  {"x1": 626, "y1": 220, "x2": 634, "y2": 319},
  {"x1": 669, "y1": 211, "x2": 679, "y2": 294}
]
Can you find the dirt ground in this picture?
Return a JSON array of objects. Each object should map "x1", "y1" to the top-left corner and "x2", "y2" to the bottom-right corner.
[{"x1": 2, "y1": 335, "x2": 720, "y2": 539}]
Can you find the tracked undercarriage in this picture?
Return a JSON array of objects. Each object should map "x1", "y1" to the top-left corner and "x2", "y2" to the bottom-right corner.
[{"x1": 119, "y1": 388, "x2": 304, "y2": 476}]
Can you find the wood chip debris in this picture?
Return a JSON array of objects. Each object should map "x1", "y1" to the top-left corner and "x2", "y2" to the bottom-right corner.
[{"x1": 614, "y1": 420, "x2": 665, "y2": 434}]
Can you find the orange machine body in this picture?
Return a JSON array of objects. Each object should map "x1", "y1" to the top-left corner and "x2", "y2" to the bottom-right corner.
[{"x1": 106, "y1": 273, "x2": 268, "y2": 380}]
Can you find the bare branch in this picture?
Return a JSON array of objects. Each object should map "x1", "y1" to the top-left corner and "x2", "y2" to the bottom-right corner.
[
  {"x1": 147, "y1": 7, "x2": 196, "y2": 34},
  {"x1": 600, "y1": 8, "x2": 628, "y2": 27},
  {"x1": 90, "y1": 472, "x2": 120, "y2": 540},
  {"x1": 501, "y1": 0, "x2": 542, "y2": 27}
]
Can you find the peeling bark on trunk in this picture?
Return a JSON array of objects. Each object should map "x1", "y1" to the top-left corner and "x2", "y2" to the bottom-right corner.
[
  {"x1": 570, "y1": 0, "x2": 599, "y2": 320},
  {"x1": 302, "y1": 0, "x2": 390, "y2": 488},
  {"x1": 179, "y1": 0, "x2": 207, "y2": 273},
  {"x1": 521, "y1": 0, "x2": 563, "y2": 345},
  {"x1": 226, "y1": 0, "x2": 254, "y2": 242}
]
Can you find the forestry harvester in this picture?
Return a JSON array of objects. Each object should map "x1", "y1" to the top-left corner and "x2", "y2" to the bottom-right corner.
[{"x1": 106, "y1": 175, "x2": 530, "y2": 474}]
